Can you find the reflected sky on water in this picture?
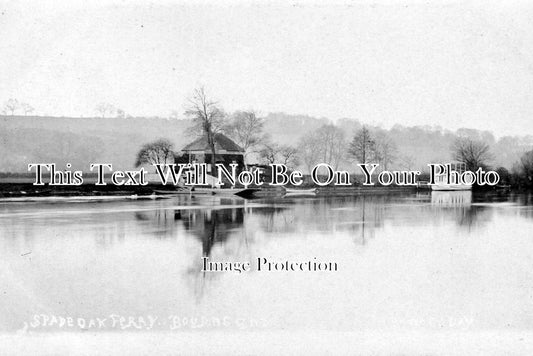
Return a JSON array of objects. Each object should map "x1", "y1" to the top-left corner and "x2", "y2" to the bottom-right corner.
[{"x1": 1, "y1": 191, "x2": 533, "y2": 332}]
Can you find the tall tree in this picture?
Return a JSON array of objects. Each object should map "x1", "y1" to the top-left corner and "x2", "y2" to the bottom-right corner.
[
  {"x1": 184, "y1": 87, "x2": 225, "y2": 173},
  {"x1": 452, "y1": 137, "x2": 493, "y2": 171},
  {"x1": 348, "y1": 126, "x2": 376, "y2": 164},
  {"x1": 223, "y1": 110, "x2": 266, "y2": 167}
]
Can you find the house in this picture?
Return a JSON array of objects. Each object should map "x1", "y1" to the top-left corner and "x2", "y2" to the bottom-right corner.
[{"x1": 179, "y1": 133, "x2": 245, "y2": 175}]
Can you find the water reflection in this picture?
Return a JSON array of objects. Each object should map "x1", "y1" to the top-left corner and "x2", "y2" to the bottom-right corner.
[
  {"x1": 178, "y1": 207, "x2": 244, "y2": 257},
  {"x1": 430, "y1": 191, "x2": 487, "y2": 231},
  {"x1": 127, "y1": 192, "x2": 502, "y2": 270},
  {"x1": 127, "y1": 193, "x2": 503, "y2": 255},
  {"x1": 431, "y1": 191, "x2": 472, "y2": 207}
]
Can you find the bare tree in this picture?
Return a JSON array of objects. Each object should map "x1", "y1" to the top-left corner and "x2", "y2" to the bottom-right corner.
[
  {"x1": 452, "y1": 137, "x2": 493, "y2": 171},
  {"x1": 298, "y1": 124, "x2": 346, "y2": 172},
  {"x1": 299, "y1": 133, "x2": 323, "y2": 173},
  {"x1": 279, "y1": 145, "x2": 300, "y2": 169},
  {"x1": 95, "y1": 103, "x2": 116, "y2": 118},
  {"x1": 259, "y1": 143, "x2": 299, "y2": 169},
  {"x1": 373, "y1": 132, "x2": 397, "y2": 170},
  {"x1": 3, "y1": 99, "x2": 20, "y2": 116},
  {"x1": 135, "y1": 139, "x2": 174, "y2": 167},
  {"x1": 348, "y1": 126, "x2": 376, "y2": 164},
  {"x1": 259, "y1": 144, "x2": 278, "y2": 165},
  {"x1": 20, "y1": 102, "x2": 34, "y2": 116},
  {"x1": 316, "y1": 124, "x2": 346, "y2": 170},
  {"x1": 223, "y1": 110, "x2": 266, "y2": 166},
  {"x1": 184, "y1": 87, "x2": 225, "y2": 173}
]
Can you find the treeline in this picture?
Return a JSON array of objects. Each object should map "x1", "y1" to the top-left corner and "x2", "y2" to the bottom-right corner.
[
  {"x1": 1, "y1": 98, "x2": 177, "y2": 120},
  {"x1": 1, "y1": 110, "x2": 533, "y2": 188},
  {"x1": 264, "y1": 114, "x2": 533, "y2": 171},
  {"x1": 135, "y1": 100, "x2": 533, "y2": 188},
  {"x1": 269, "y1": 116, "x2": 533, "y2": 188}
]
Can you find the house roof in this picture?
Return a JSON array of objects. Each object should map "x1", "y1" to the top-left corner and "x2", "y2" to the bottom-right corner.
[{"x1": 181, "y1": 133, "x2": 244, "y2": 153}]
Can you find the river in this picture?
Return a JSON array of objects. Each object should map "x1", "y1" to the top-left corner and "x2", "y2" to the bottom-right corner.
[{"x1": 1, "y1": 191, "x2": 532, "y2": 339}]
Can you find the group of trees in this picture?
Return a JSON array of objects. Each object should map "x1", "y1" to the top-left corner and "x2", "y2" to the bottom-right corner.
[
  {"x1": 136, "y1": 89, "x2": 403, "y2": 175},
  {"x1": 258, "y1": 143, "x2": 300, "y2": 168},
  {"x1": 4, "y1": 88, "x2": 531, "y2": 188},
  {"x1": 134, "y1": 87, "x2": 492, "y2": 175},
  {"x1": 438, "y1": 132, "x2": 533, "y2": 188},
  {"x1": 451, "y1": 137, "x2": 492, "y2": 171},
  {"x1": 2, "y1": 99, "x2": 34, "y2": 116},
  {"x1": 135, "y1": 87, "x2": 301, "y2": 172},
  {"x1": 2, "y1": 99, "x2": 128, "y2": 119},
  {"x1": 181, "y1": 87, "x2": 301, "y2": 172},
  {"x1": 1, "y1": 99, "x2": 130, "y2": 118},
  {"x1": 94, "y1": 103, "x2": 127, "y2": 118},
  {"x1": 299, "y1": 124, "x2": 345, "y2": 172},
  {"x1": 133, "y1": 87, "x2": 533, "y2": 189},
  {"x1": 297, "y1": 125, "x2": 399, "y2": 173}
]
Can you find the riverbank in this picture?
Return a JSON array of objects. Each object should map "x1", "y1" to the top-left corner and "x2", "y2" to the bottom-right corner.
[
  {"x1": 0, "y1": 182, "x2": 156, "y2": 198},
  {"x1": 0, "y1": 173, "x2": 520, "y2": 199},
  {"x1": 0, "y1": 181, "x2": 423, "y2": 199}
]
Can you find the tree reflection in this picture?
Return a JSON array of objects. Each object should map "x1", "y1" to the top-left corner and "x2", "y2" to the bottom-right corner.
[
  {"x1": 178, "y1": 207, "x2": 245, "y2": 257},
  {"x1": 174, "y1": 206, "x2": 248, "y2": 300},
  {"x1": 133, "y1": 208, "x2": 178, "y2": 239}
]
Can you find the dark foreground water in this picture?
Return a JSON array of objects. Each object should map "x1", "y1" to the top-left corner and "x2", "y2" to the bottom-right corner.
[{"x1": 1, "y1": 191, "x2": 532, "y2": 334}]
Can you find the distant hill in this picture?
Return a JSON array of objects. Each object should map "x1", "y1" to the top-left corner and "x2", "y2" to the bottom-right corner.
[{"x1": 0, "y1": 115, "x2": 190, "y2": 172}]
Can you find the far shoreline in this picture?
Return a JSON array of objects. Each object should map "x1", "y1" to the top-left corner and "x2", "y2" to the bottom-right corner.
[
  {"x1": 0, "y1": 180, "x2": 517, "y2": 199},
  {"x1": 0, "y1": 180, "x2": 423, "y2": 199}
]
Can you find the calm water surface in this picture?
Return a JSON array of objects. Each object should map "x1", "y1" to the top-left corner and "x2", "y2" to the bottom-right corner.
[{"x1": 1, "y1": 191, "x2": 533, "y2": 333}]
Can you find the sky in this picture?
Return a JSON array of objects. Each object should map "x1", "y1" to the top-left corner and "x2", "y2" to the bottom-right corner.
[{"x1": 1, "y1": 0, "x2": 533, "y2": 136}]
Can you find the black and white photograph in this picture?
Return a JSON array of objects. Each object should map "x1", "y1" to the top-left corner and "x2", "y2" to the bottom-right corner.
[{"x1": 1, "y1": 0, "x2": 533, "y2": 354}]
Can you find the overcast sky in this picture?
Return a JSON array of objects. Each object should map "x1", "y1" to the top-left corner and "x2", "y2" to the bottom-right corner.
[{"x1": 1, "y1": 0, "x2": 532, "y2": 136}]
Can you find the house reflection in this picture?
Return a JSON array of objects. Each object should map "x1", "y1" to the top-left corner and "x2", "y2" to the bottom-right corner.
[
  {"x1": 431, "y1": 191, "x2": 472, "y2": 207},
  {"x1": 430, "y1": 191, "x2": 488, "y2": 230},
  {"x1": 173, "y1": 206, "x2": 250, "y2": 301}
]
